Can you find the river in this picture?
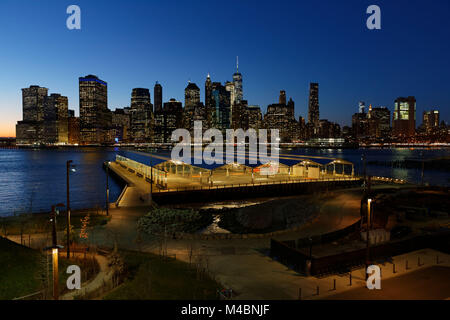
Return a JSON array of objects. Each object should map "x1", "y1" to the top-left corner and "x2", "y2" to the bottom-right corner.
[{"x1": 0, "y1": 147, "x2": 448, "y2": 216}]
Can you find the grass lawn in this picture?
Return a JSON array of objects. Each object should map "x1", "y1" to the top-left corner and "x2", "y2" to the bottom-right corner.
[
  {"x1": 0, "y1": 236, "x2": 100, "y2": 300},
  {"x1": 0, "y1": 236, "x2": 41, "y2": 299},
  {"x1": 104, "y1": 251, "x2": 221, "y2": 300},
  {"x1": 0, "y1": 209, "x2": 110, "y2": 236}
]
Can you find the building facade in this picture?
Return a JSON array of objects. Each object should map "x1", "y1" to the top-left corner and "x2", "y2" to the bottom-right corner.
[
  {"x1": 308, "y1": 83, "x2": 320, "y2": 134},
  {"x1": 130, "y1": 88, "x2": 153, "y2": 143},
  {"x1": 422, "y1": 110, "x2": 440, "y2": 133},
  {"x1": 154, "y1": 82, "x2": 163, "y2": 113},
  {"x1": 16, "y1": 85, "x2": 48, "y2": 144},
  {"x1": 154, "y1": 99, "x2": 183, "y2": 144},
  {"x1": 393, "y1": 96, "x2": 416, "y2": 137},
  {"x1": 212, "y1": 82, "x2": 231, "y2": 131},
  {"x1": 43, "y1": 93, "x2": 69, "y2": 144},
  {"x1": 79, "y1": 75, "x2": 110, "y2": 144}
]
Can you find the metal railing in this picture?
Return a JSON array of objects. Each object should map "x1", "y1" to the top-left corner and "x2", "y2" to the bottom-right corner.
[{"x1": 114, "y1": 155, "x2": 362, "y2": 194}]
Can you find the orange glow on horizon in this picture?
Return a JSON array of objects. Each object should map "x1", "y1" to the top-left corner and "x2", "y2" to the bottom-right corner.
[{"x1": 0, "y1": 124, "x2": 16, "y2": 138}]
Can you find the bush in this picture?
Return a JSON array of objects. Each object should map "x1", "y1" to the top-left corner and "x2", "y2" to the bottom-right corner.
[{"x1": 138, "y1": 208, "x2": 212, "y2": 235}]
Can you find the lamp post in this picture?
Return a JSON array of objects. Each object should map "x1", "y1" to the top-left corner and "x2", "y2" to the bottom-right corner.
[
  {"x1": 105, "y1": 161, "x2": 110, "y2": 216},
  {"x1": 361, "y1": 154, "x2": 367, "y2": 191},
  {"x1": 66, "y1": 160, "x2": 75, "y2": 259},
  {"x1": 365, "y1": 198, "x2": 372, "y2": 280},
  {"x1": 47, "y1": 203, "x2": 65, "y2": 300},
  {"x1": 150, "y1": 156, "x2": 153, "y2": 204}
]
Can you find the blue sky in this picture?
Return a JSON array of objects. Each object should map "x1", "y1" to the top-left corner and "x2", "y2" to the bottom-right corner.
[{"x1": 0, "y1": 0, "x2": 449, "y2": 136}]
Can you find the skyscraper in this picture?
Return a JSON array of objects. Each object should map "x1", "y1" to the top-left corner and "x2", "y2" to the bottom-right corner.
[
  {"x1": 212, "y1": 82, "x2": 231, "y2": 131},
  {"x1": 308, "y1": 83, "x2": 319, "y2": 129},
  {"x1": 185, "y1": 82, "x2": 200, "y2": 108},
  {"x1": 154, "y1": 82, "x2": 163, "y2": 112},
  {"x1": 184, "y1": 82, "x2": 201, "y2": 132},
  {"x1": 225, "y1": 81, "x2": 236, "y2": 123},
  {"x1": 368, "y1": 106, "x2": 391, "y2": 138},
  {"x1": 423, "y1": 110, "x2": 440, "y2": 133},
  {"x1": 393, "y1": 96, "x2": 416, "y2": 137},
  {"x1": 79, "y1": 75, "x2": 109, "y2": 144},
  {"x1": 232, "y1": 56, "x2": 243, "y2": 104},
  {"x1": 130, "y1": 88, "x2": 153, "y2": 142},
  {"x1": 154, "y1": 98, "x2": 183, "y2": 143},
  {"x1": 205, "y1": 74, "x2": 213, "y2": 128},
  {"x1": 43, "y1": 93, "x2": 68, "y2": 144},
  {"x1": 247, "y1": 105, "x2": 263, "y2": 131},
  {"x1": 16, "y1": 85, "x2": 48, "y2": 144},
  {"x1": 263, "y1": 92, "x2": 298, "y2": 142}
]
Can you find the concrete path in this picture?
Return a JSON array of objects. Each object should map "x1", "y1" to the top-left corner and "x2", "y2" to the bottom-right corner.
[{"x1": 61, "y1": 253, "x2": 113, "y2": 300}]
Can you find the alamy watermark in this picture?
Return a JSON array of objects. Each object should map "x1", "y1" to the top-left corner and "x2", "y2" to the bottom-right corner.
[
  {"x1": 366, "y1": 265, "x2": 381, "y2": 290},
  {"x1": 66, "y1": 5, "x2": 81, "y2": 30},
  {"x1": 66, "y1": 265, "x2": 81, "y2": 290},
  {"x1": 366, "y1": 5, "x2": 381, "y2": 30},
  {"x1": 171, "y1": 121, "x2": 280, "y2": 175}
]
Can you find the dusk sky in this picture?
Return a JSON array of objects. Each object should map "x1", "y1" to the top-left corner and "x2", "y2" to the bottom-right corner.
[{"x1": 0, "y1": 0, "x2": 449, "y2": 137}]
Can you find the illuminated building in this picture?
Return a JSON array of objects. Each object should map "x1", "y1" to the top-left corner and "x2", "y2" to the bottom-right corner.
[{"x1": 393, "y1": 96, "x2": 416, "y2": 137}]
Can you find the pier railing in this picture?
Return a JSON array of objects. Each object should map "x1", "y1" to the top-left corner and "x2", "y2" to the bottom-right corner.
[{"x1": 114, "y1": 155, "x2": 366, "y2": 193}]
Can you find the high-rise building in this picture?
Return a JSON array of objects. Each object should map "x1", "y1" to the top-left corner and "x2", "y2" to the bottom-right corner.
[
  {"x1": 185, "y1": 82, "x2": 200, "y2": 108},
  {"x1": 184, "y1": 82, "x2": 201, "y2": 132},
  {"x1": 287, "y1": 97, "x2": 295, "y2": 119},
  {"x1": 154, "y1": 82, "x2": 163, "y2": 112},
  {"x1": 308, "y1": 83, "x2": 319, "y2": 131},
  {"x1": 422, "y1": 110, "x2": 440, "y2": 133},
  {"x1": 130, "y1": 88, "x2": 153, "y2": 142},
  {"x1": 112, "y1": 108, "x2": 131, "y2": 143},
  {"x1": 368, "y1": 106, "x2": 390, "y2": 138},
  {"x1": 263, "y1": 93, "x2": 298, "y2": 142},
  {"x1": 205, "y1": 74, "x2": 213, "y2": 128},
  {"x1": 393, "y1": 96, "x2": 416, "y2": 137},
  {"x1": 68, "y1": 116, "x2": 80, "y2": 145},
  {"x1": 43, "y1": 93, "x2": 69, "y2": 144},
  {"x1": 232, "y1": 56, "x2": 243, "y2": 104},
  {"x1": 16, "y1": 85, "x2": 49, "y2": 144},
  {"x1": 212, "y1": 82, "x2": 231, "y2": 131},
  {"x1": 22, "y1": 86, "x2": 48, "y2": 122},
  {"x1": 154, "y1": 99, "x2": 183, "y2": 143},
  {"x1": 279, "y1": 90, "x2": 287, "y2": 105},
  {"x1": 225, "y1": 81, "x2": 236, "y2": 122},
  {"x1": 352, "y1": 112, "x2": 369, "y2": 139},
  {"x1": 247, "y1": 105, "x2": 262, "y2": 131},
  {"x1": 79, "y1": 75, "x2": 110, "y2": 144},
  {"x1": 231, "y1": 100, "x2": 248, "y2": 130},
  {"x1": 317, "y1": 119, "x2": 341, "y2": 139}
]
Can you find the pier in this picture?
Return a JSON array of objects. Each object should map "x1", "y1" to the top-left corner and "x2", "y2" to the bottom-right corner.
[{"x1": 107, "y1": 152, "x2": 362, "y2": 206}]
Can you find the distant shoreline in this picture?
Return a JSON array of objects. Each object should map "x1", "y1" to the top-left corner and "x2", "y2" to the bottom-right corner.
[{"x1": 2, "y1": 144, "x2": 450, "y2": 150}]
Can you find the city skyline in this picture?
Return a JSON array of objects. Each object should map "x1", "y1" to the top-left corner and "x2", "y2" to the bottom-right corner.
[{"x1": 1, "y1": 0, "x2": 450, "y2": 137}]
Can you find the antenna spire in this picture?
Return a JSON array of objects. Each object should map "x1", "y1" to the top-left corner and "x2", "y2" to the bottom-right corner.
[{"x1": 236, "y1": 56, "x2": 239, "y2": 72}]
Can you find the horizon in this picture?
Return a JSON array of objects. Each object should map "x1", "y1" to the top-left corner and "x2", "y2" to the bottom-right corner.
[{"x1": 1, "y1": 0, "x2": 449, "y2": 137}]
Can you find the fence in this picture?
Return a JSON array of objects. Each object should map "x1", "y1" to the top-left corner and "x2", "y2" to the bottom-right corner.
[{"x1": 271, "y1": 227, "x2": 450, "y2": 276}]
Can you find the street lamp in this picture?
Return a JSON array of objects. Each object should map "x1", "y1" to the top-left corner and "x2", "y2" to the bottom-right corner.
[
  {"x1": 66, "y1": 160, "x2": 76, "y2": 259},
  {"x1": 149, "y1": 155, "x2": 153, "y2": 204},
  {"x1": 105, "y1": 161, "x2": 110, "y2": 216},
  {"x1": 361, "y1": 154, "x2": 367, "y2": 191},
  {"x1": 365, "y1": 198, "x2": 372, "y2": 279},
  {"x1": 45, "y1": 203, "x2": 65, "y2": 300}
]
